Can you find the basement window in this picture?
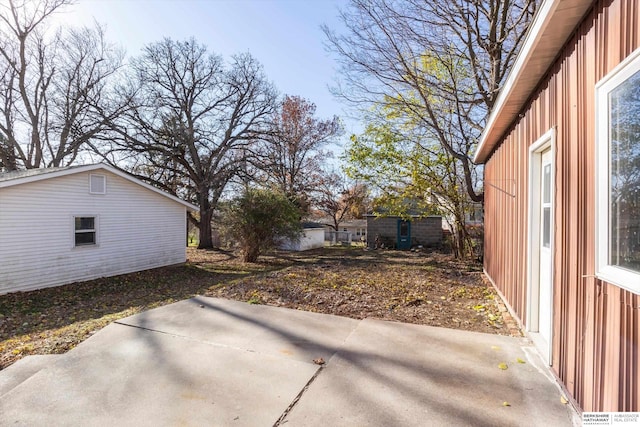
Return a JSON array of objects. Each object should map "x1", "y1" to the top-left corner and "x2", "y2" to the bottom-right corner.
[
  {"x1": 74, "y1": 216, "x2": 97, "y2": 246},
  {"x1": 596, "y1": 48, "x2": 640, "y2": 292}
]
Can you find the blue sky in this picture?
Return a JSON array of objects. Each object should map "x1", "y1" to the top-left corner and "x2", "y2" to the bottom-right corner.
[{"x1": 53, "y1": 0, "x2": 360, "y2": 146}]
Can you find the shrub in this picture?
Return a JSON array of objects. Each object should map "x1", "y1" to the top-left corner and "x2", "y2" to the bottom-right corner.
[{"x1": 219, "y1": 188, "x2": 302, "y2": 262}]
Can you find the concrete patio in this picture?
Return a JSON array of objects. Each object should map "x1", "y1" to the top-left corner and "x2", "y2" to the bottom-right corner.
[{"x1": 0, "y1": 297, "x2": 578, "y2": 426}]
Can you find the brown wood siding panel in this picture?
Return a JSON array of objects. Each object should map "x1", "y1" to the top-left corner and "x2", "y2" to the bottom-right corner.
[{"x1": 483, "y1": 0, "x2": 640, "y2": 412}]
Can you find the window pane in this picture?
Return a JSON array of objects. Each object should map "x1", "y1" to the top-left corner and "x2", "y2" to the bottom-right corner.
[
  {"x1": 543, "y1": 164, "x2": 551, "y2": 204},
  {"x1": 543, "y1": 207, "x2": 551, "y2": 248},
  {"x1": 75, "y1": 217, "x2": 95, "y2": 230},
  {"x1": 75, "y1": 232, "x2": 96, "y2": 246},
  {"x1": 609, "y1": 69, "x2": 640, "y2": 272},
  {"x1": 400, "y1": 221, "x2": 409, "y2": 236}
]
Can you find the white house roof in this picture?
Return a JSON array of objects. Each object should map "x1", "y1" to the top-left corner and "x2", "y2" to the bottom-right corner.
[
  {"x1": 0, "y1": 166, "x2": 74, "y2": 182},
  {"x1": 474, "y1": 0, "x2": 594, "y2": 164},
  {"x1": 0, "y1": 163, "x2": 198, "y2": 211}
]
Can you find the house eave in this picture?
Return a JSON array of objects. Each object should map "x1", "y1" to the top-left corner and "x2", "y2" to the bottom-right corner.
[{"x1": 474, "y1": 0, "x2": 594, "y2": 164}]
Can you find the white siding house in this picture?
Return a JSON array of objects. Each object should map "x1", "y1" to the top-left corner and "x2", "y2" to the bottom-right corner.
[{"x1": 0, "y1": 164, "x2": 198, "y2": 295}]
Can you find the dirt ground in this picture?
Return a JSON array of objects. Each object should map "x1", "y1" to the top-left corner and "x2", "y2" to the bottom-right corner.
[
  {"x1": 205, "y1": 247, "x2": 519, "y2": 335},
  {"x1": 0, "y1": 246, "x2": 520, "y2": 370}
]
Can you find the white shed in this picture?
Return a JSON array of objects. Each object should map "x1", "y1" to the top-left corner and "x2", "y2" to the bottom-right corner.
[
  {"x1": 0, "y1": 164, "x2": 198, "y2": 295},
  {"x1": 279, "y1": 225, "x2": 325, "y2": 252}
]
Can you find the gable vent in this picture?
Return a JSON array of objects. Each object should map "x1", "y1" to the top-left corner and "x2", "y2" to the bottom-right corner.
[{"x1": 89, "y1": 174, "x2": 106, "y2": 194}]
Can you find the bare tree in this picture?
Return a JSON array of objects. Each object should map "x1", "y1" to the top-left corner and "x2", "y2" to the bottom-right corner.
[
  {"x1": 0, "y1": 0, "x2": 124, "y2": 170},
  {"x1": 98, "y1": 38, "x2": 278, "y2": 249},
  {"x1": 313, "y1": 172, "x2": 369, "y2": 232},
  {"x1": 251, "y1": 95, "x2": 341, "y2": 213},
  {"x1": 323, "y1": 0, "x2": 538, "y2": 203}
]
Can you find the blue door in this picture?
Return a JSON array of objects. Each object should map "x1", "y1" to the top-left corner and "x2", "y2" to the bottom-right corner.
[{"x1": 397, "y1": 219, "x2": 411, "y2": 250}]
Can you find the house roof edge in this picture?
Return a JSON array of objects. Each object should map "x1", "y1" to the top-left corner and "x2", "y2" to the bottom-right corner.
[
  {"x1": 0, "y1": 163, "x2": 198, "y2": 211},
  {"x1": 474, "y1": 0, "x2": 594, "y2": 164}
]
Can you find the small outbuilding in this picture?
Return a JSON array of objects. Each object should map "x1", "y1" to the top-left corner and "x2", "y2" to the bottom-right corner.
[
  {"x1": 279, "y1": 222, "x2": 325, "y2": 251},
  {"x1": 366, "y1": 215, "x2": 442, "y2": 250},
  {"x1": 0, "y1": 164, "x2": 198, "y2": 295}
]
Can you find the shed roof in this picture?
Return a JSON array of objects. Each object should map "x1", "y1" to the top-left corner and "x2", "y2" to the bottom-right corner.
[
  {"x1": 0, "y1": 163, "x2": 198, "y2": 211},
  {"x1": 301, "y1": 221, "x2": 326, "y2": 229},
  {"x1": 364, "y1": 213, "x2": 442, "y2": 219},
  {"x1": 473, "y1": 0, "x2": 594, "y2": 164}
]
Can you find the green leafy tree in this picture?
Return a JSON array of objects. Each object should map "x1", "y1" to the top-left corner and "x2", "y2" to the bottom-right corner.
[
  {"x1": 345, "y1": 120, "x2": 476, "y2": 258},
  {"x1": 324, "y1": 0, "x2": 538, "y2": 204},
  {"x1": 219, "y1": 188, "x2": 302, "y2": 262}
]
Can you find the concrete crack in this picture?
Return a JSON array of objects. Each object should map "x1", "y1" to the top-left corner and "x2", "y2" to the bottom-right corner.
[{"x1": 272, "y1": 365, "x2": 324, "y2": 426}]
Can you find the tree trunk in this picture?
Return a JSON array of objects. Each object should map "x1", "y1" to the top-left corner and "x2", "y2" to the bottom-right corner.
[
  {"x1": 198, "y1": 207, "x2": 214, "y2": 249},
  {"x1": 243, "y1": 245, "x2": 260, "y2": 263},
  {"x1": 452, "y1": 219, "x2": 475, "y2": 260},
  {"x1": 456, "y1": 223, "x2": 466, "y2": 259}
]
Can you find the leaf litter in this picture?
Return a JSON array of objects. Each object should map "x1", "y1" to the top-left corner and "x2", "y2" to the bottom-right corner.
[{"x1": 1, "y1": 247, "x2": 517, "y2": 370}]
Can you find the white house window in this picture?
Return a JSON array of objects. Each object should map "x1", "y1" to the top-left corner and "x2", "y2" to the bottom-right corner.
[
  {"x1": 596, "y1": 48, "x2": 640, "y2": 291},
  {"x1": 89, "y1": 174, "x2": 106, "y2": 194},
  {"x1": 75, "y1": 216, "x2": 97, "y2": 246}
]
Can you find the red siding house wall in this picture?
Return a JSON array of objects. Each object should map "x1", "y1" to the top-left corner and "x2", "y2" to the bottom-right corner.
[{"x1": 475, "y1": 0, "x2": 640, "y2": 412}]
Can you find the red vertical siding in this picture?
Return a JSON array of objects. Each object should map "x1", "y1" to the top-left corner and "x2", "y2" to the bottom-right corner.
[{"x1": 484, "y1": 0, "x2": 640, "y2": 412}]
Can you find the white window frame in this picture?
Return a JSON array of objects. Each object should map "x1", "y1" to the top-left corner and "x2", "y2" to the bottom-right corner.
[
  {"x1": 73, "y1": 215, "x2": 99, "y2": 247},
  {"x1": 595, "y1": 47, "x2": 640, "y2": 292},
  {"x1": 89, "y1": 174, "x2": 106, "y2": 195}
]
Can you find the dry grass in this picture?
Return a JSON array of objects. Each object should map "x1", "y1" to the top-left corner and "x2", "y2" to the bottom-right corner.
[{"x1": 0, "y1": 247, "x2": 517, "y2": 370}]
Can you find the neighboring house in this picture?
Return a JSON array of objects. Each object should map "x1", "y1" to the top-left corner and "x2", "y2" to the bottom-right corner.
[
  {"x1": 366, "y1": 215, "x2": 442, "y2": 250},
  {"x1": 0, "y1": 164, "x2": 198, "y2": 295},
  {"x1": 279, "y1": 223, "x2": 325, "y2": 251},
  {"x1": 474, "y1": 0, "x2": 639, "y2": 412},
  {"x1": 441, "y1": 202, "x2": 484, "y2": 231},
  {"x1": 320, "y1": 219, "x2": 367, "y2": 244},
  {"x1": 337, "y1": 219, "x2": 368, "y2": 241}
]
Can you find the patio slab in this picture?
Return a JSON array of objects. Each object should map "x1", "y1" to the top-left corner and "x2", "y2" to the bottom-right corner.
[
  {"x1": 284, "y1": 318, "x2": 577, "y2": 427},
  {"x1": 0, "y1": 297, "x2": 578, "y2": 426},
  {"x1": 0, "y1": 354, "x2": 61, "y2": 398},
  {"x1": 0, "y1": 322, "x2": 319, "y2": 426},
  {"x1": 116, "y1": 295, "x2": 361, "y2": 363}
]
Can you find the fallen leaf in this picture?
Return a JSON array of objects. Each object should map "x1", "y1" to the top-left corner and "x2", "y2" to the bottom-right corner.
[
  {"x1": 498, "y1": 362, "x2": 508, "y2": 370},
  {"x1": 516, "y1": 357, "x2": 526, "y2": 364},
  {"x1": 1, "y1": 248, "x2": 504, "y2": 372},
  {"x1": 491, "y1": 346, "x2": 501, "y2": 351},
  {"x1": 502, "y1": 401, "x2": 511, "y2": 407},
  {"x1": 560, "y1": 396, "x2": 568, "y2": 404},
  {"x1": 313, "y1": 357, "x2": 325, "y2": 365}
]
